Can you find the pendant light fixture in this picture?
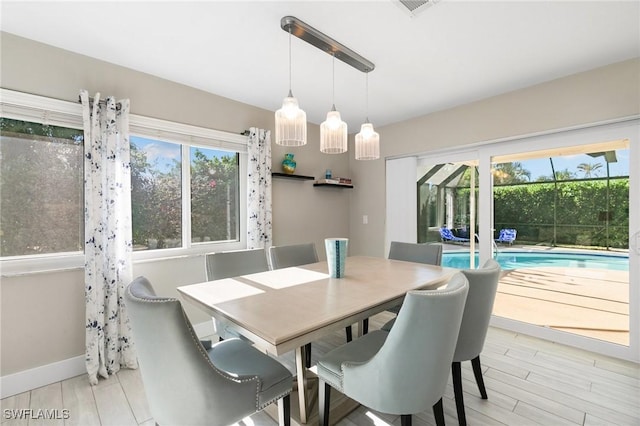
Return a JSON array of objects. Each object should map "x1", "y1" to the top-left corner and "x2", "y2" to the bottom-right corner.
[
  {"x1": 320, "y1": 54, "x2": 348, "y2": 154},
  {"x1": 279, "y1": 16, "x2": 376, "y2": 155},
  {"x1": 355, "y1": 71, "x2": 380, "y2": 160},
  {"x1": 274, "y1": 27, "x2": 307, "y2": 146}
]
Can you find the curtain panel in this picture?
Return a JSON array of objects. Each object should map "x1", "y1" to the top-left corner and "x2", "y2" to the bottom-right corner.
[
  {"x1": 80, "y1": 90, "x2": 137, "y2": 385},
  {"x1": 247, "y1": 128, "x2": 272, "y2": 249}
]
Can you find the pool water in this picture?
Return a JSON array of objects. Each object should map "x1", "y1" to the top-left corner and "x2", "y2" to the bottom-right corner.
[{"x1": 442, "y1": 251, "x2": 629, "y2": 271}]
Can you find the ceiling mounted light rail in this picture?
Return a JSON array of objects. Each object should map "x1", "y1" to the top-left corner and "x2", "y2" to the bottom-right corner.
[{"x1": 280, "y1": 16, "x2": 375, "y2": 73}]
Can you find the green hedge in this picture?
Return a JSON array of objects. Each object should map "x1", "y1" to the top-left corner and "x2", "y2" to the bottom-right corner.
[{"x1": 457, "y1": 178, "x2": 629, "y2": 248}]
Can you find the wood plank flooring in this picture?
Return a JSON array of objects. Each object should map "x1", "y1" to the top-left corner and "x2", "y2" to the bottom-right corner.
[{"x1": 2, "y1": 313, "x2": 638, "y2": 425}]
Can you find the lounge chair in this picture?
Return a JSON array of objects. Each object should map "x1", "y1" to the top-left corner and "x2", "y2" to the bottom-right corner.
[
  {"x1": 439, "y1": 227, "x2": 471, "y2": 244},
  {"x1": 495, "y1": 228, "x2": 517, "y2": 245}
]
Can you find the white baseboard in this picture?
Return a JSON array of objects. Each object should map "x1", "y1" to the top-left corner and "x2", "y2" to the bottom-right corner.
[
  {"x1": 0, "y1": 321, "x2": 215, "y2": 399},
  {"x1": 0, "y1": 355, "x2": 85, "y2": 399}
]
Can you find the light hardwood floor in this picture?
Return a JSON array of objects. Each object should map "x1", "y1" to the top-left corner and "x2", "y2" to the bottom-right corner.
[{"x1": 2, "y1": 312, "x2": 639, "y2": 426}]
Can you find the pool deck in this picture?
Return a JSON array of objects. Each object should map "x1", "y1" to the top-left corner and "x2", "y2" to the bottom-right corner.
[{"x1": 442, "y1": 243, "x2": 630, "y2": 346}]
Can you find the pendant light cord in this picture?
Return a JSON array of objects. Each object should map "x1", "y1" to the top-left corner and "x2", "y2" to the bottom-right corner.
[
  {"x1": 331, "y1": 54, "x2": 336, "y2": 109},
  {"x1": 365, "y1": 71, "x2": 370, "y2": 123},
  {"x1": 288, "y1": 28, "x2": 292, "y2": 95}
]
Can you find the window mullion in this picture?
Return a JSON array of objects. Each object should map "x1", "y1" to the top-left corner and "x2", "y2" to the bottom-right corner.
[{"x1": 182, "y1": 143, "x2": 191, "y2": 249}]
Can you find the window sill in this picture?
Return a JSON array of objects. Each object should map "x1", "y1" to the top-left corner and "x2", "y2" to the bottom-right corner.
[{"x1": 0, "y1": 241, "x2": 245, "y2": 277}]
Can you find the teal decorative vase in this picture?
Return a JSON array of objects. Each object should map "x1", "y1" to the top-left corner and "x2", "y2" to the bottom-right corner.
[{"x1": 282, "y1": 153, "x2": 297, "y2": 174}]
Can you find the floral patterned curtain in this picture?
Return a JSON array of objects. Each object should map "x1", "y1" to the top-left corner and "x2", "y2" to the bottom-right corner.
[
  {"x1": 247, "y1": 128, "x2": 272, "y2": 249},
  {"x1": 80, "y1": 90, "x2": 137, "y2": 385}
]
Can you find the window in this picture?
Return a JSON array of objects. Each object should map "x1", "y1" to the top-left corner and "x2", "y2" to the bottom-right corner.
[
  {"x1": 0, "y1": 118, "x2": 84, "y2": 257},
  {"x1": 130, "y1": 136, "x2": 183, "y2": 250},
  {"x1": 129, "y1": 136, "x2": 241, "y2": 251},
  {"x1": 0, "y1": 89, "x2": 247, "y2": 273},
  {"x1": 189, "y1": 146, "x2": 239, "y2": 244}
]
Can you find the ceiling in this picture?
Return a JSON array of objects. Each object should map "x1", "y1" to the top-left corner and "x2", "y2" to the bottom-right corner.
[{"x1": 2, "y1": 1, "x2": 639, "y2": 131}]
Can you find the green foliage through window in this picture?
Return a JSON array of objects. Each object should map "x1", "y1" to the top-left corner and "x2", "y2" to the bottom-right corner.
[
  {"x1": 490, "y1": 179, "x2": 629, "y2": 249},
  {"x1": 0, "y1": 118, "x2": 84, "y2": 256}
]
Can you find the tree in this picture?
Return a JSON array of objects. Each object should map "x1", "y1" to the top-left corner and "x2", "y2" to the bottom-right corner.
[
  {"x1": 190, "y1": 149, "x2": 238, "y2": 242},
  {"x1": 492, "y1": 162, "x2": 531, "y2": 185},
  {"x1": 577, "y1": 162, "x2": 603, "y2": 178},
  {"x1": 554, "y1": 168, "x2": 577, "y2": 181},
  {"x1": 129, "y1": 142, "x2": 182, "y2": 249},
  {"x1": 1, "y1": 118, "x2": 83, "y2": 256},
  {"x1": 536, "y1": 168, "x2": 577, "y2": 182}
]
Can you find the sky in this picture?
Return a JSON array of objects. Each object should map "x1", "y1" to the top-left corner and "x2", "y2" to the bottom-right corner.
[
  {"x1": 518, "y1": 150, "x2": 630, "y2": 180},
  {"x1": 130, "y1": 136, "x2": 234, "y2": 172}
]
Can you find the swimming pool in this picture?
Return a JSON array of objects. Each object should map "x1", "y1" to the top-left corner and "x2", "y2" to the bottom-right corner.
[{"x1": 442, "y1": 251, "x2": 629, "y2": 271}]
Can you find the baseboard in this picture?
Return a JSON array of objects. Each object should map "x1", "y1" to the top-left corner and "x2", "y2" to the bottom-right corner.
[
  {"x1": 0, "y1": 355, "x2": 85, "y2": 399},
  {"x1": 0, "y1": 321, "x2": 216, "y2": 399}
]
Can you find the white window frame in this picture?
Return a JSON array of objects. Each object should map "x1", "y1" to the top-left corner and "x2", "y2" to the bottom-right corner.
[{"x1": 0, "y1": 89, "x2": 248, "y2": 275}]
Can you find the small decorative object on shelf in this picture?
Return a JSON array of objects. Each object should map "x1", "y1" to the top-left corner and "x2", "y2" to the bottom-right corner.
[
  {"x1": 281, "y1": 153, "x2": 297, "y2": 174},
  {"x1": 325, "y1": 169, "x2": 332, "y2": 179},
  {"x1": 314, "y1": 176, "x2": 354, "y2": 188}
]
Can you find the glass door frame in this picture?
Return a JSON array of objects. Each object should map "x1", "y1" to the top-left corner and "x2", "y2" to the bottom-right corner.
[{"x1": 416, "y1": 150, "x2": 480, "y2": 268}]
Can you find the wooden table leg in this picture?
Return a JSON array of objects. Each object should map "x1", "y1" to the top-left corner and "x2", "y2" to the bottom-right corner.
[
  {"x1": 358, "y1": 319, "x2": 365, "y2": 338},
  {"x1": 295, "y1": 345, "x2": 308, "y2": 423}
]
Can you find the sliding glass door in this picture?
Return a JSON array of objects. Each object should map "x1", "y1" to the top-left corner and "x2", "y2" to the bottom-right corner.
[
  {"x1": 408, "y1": 120, "x2": 638, "y2": 360},
  {"x1": 491, "y1": 140, "x2": 630, "y2": 346}
]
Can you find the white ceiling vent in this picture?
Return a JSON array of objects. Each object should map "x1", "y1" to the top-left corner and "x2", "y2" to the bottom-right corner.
[{"x1": 394, "y1": 0, "x2": 440, "y2": 17}]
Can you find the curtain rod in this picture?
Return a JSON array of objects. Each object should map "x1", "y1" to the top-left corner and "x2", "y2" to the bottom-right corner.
[{"x1": 77, "y1": 95, "x2": 122, "y2": 111}]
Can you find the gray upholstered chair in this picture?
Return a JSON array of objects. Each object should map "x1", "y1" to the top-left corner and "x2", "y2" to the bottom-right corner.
[
  {"x1": 268, "y1": 242, "x2": 318, "y2": 269},
  {"x1": 205, "y1": 248, "x2": 270, "y2": 340},
  {"x1": 381, "y1": 241, "x2": 444, "y2": 325},
  {"x1": 268, "y1": 242, "x2": 353, "y2": 367},
  {"x1": 205, "y1": 248, "x2": 269, "y2": 281},
  {"x1": 125, "y1": 276, "x2": 292, "y2": 426},
  {"x1": 451, "y1": 259, "x2": 501, "y2": 426},
  {"x1": 317, "y1": 273, "x2": 469, "y2": 426},
  {"x1": 388, "y1": 241, "x2": 443, "y2": 265}
]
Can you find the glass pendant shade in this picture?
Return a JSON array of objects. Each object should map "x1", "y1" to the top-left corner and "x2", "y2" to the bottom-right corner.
[
  {"x1": 275, "y1": 91, "x2": 307, "y2": 146},
  {"x1": 320, "y1": 106, "x2": 348, "y2": 154},
  {"x1": 355, "y1": 122, "x2": 380, "y2": 160}
]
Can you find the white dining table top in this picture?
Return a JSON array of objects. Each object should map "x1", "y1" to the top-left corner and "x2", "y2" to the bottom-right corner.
[{"x1": 177, "y1": 256, "x2": 457, "y2": 355}]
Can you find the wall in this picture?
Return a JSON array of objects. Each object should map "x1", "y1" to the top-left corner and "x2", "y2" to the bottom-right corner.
[
  {"x1": 348, "y1": 58, "x2": 640, "y2": 257},
  {"x1": 0, "y1": 33, "x2": 349, "y2": 378}
]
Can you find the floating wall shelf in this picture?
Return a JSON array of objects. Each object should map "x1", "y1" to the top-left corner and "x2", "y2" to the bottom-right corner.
[
  {"x1": 313, "y1": 182, "x2": 354, "y2": 189},
  {"x1": 272, "y1": 172, "x2": 315, "y2": 180}
]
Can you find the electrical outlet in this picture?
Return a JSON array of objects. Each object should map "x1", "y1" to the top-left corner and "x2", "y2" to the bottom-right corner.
[{"x1": 362, "y1": 215, "x2": 368, "y2": 225}]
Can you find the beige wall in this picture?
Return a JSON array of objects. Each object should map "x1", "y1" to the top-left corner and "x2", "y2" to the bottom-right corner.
[
  {"x1": 1, "y1": 31, "x2": 638, "y2": 377},
  {"x1": 348, "y1": 58, "x2": 640, "y2": 257},
  {"x1": 0, "y1": 33, "x2": 349, "y2": 376}
]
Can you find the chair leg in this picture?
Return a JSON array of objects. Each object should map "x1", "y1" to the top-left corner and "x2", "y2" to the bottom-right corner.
[
  {"x1": 401, "y1": 414, "x2": 412, "y2": 426},
  {"x1": 363, "y1": 318, "x2": 369, "y2": 335},
  {"x1": 277, "y1": 394, "x2": 290, "y2": 426},
  {"x1": 452, "y1": 362, "x2": 466, "y2": 426},
  {"x1": 433, "y1": 398, "x2": 445, "y2": 426},
  {"x1": 318, "y1": 380, "x2": 331, "y2": 426},
  {"x1": 345, "y1": 325, "x2": 353, "y2": 342},
  {"x1": 471, "y1": 356, "x2": 488, "y2": 399},
  {"x1": 304, "y1": 343, "x2": 312, "y2": 368}
]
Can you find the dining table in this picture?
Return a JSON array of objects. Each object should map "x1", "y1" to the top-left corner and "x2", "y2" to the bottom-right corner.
[{"x1": 177, "y1": 255, "x2": 457, "y2": 425}]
